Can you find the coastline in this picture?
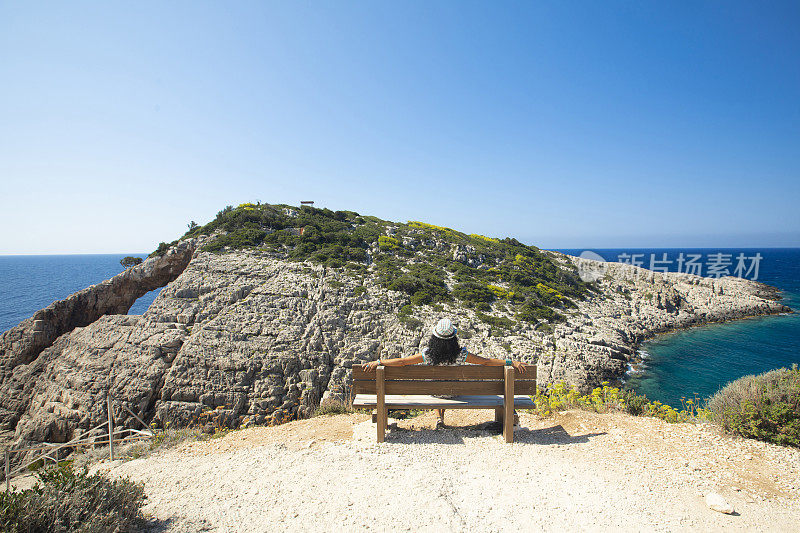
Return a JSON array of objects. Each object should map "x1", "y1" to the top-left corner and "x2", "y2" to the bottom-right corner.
[
  {"x1": 627, "y1": 306, "x2": 796, "y2": 371},
  {"x1": 551, "y1": 253, "x2": 793, "y2": 391},
  {"x1": 0, "y1": 244, "x2": 791, "y2": 449},
  {"x1": 622, "y1": 304, "x2": 798, "y2": 405}
]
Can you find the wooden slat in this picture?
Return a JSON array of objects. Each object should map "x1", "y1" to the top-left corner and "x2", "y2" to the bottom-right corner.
[
  {"x1": 504, "y1": 366, "x2": 514, "y2": 443},
  {"x1": 353, "y1": 394, "x2": 535, "y2": 409},
  {"x1": 353, "y1": 379, "x2": 537, "y2": 395},
  {"x1": 359, "y1": 380, "x2": 502, "y2": 395},
  {"x1": 352, "y1": 364, "x2": 535, "y2": 381}
]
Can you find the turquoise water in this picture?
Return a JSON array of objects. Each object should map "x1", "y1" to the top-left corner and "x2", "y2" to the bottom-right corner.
[
  {"x1": 627, "y1": 308, "x2": 800, "y2": 407},
  {"x1": 559, "y1": 248, "x2": 800, "y2": 407}
]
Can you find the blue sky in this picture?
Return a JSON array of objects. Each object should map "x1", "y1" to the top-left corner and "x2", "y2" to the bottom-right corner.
[{"x1": 1, "y1": 1, "x2": 798, "y2": 253}]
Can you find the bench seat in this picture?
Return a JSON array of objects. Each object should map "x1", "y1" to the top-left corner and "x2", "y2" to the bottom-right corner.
[{"x1": 353, "y1": 394, "x2": 535, "y2": 409}]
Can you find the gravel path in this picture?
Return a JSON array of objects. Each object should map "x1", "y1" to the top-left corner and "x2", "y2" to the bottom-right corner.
[{"x1": 98, "y1": 410, "x2": 800, "y2": 532}]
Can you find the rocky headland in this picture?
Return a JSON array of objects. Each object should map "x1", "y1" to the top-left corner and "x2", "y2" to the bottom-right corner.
[{"x1": 0, "y1": 203, "x2": 791, "y2": 452}]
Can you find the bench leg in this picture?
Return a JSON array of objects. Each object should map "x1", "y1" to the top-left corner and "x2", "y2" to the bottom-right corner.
[
  {"x1": 376, "y1": 367, "x2": 386, "y2": 442},
  {"x1": 494, "y1": 407, "x2": 504, "y2": 425},
  {"x1": 377, "y1": 407, "x2": 387, "y2": 442},
  {"x1": 370, "y1": 410, "x2": 389, "y2": 429},
  {"x1": 504, "y1": 366, "x2": 514, "y2": 443}
]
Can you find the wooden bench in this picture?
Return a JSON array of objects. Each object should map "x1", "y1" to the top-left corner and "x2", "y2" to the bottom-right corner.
[{"x1": 352, "y1": 364, "x2": 536, "y2": 443}]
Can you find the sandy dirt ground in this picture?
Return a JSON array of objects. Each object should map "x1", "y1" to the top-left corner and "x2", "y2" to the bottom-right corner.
[{"x1": 87, "y1": 410, "x2": 799, "y2": 532}]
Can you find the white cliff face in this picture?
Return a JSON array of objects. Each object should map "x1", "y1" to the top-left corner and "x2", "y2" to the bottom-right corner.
[{"x1": 0, "y1": 248, "x2": 790, "y2": 449}]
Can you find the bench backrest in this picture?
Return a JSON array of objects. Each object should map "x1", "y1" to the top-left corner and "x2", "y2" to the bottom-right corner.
[{"x1": 351, "y1": 364, "x2": 537, "y2": 395}]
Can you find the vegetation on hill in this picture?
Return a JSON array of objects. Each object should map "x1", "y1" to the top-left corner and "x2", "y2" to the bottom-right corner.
[{"x1": 163, "y1": 202, "x2": 592, "y2": 328}]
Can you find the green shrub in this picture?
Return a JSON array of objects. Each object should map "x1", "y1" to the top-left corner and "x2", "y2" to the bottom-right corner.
[
  {"x1": 119, "y1": 256, "x2": 143, "y2": 269},
  {"x1": 149, "y1": 240, "x2": 177, "y2": 257},
  {"x1": 397, "y1": 304, "x2": 422, "y2": 328},
  {"x1": 474, "y1": 311, "x2": 515, "y2": 330},
  {"x1": 706, "y1": 365, "x2": 800, "y2": 447},
  {"x1": 384, "y1": 263, "x2": 449, "y2": 304},
  {"x1": 453, "y1": 282, "x2": 495, "y2": 310},
  {"x1": 204, "y1": 227, "x2": 268, "y2": 252},
  {"x1": 352, "y1": 286, "x2": 367, "y2": 297},
  {"x1": 314, "y1": 401, "x2": 353, "y2": 416},
  {"x1": 400, "y1": 316, "x2": 423, "y2": 329},
  {"x1": 398, "y1": 304, "x2": 413, "y2": 318},
  {"x1": 0, "y1": 464, "x2": 146, "y2": 533},
  {"x1": 517, "y1": 303, "x2": 565, "y2": 324},
  {"x1": 410, "y1": 290, "x2": 434, "y2": 306},
  {"x1": 622, "y1": 389, "x2": 650, "y2": 416}
]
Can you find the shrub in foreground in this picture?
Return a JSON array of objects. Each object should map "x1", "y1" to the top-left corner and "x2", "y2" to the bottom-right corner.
[
  {"x1": 706, "y1": 364, "x2": 800, "y2": 447},
  {"x1": 313, "y1": 400, "x2": 353, "y2": 416},
  {"x1": 0, "y1": 463, "x2": 146, "y2": 533},
  {"x1": 532, "y1": 382, "x2": 700, "y2": 423}
]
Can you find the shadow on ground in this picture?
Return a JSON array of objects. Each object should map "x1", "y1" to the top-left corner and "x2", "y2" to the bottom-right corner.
[
  {"x1": 382, "y1": 422, "x2": 606, "y2": 445},
  {"x1": 145, "y1": 516, "x2": 215, "y2": 532}
]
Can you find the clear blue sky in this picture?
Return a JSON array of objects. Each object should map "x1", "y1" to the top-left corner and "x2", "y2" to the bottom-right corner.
[{"x1": 1, "y1": 1, "x2": 798, "y2": 253}]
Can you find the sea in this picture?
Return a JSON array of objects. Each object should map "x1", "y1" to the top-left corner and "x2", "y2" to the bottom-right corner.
[
  {"x1": 0, "y1": 250, "x2": 798, "y2": 408},
  {"x1": 0, "y1": 255, "x2": 161, "y2": 333},
  {"x1": 558, "y1": 248, "x2": 800, "y2": 407}
]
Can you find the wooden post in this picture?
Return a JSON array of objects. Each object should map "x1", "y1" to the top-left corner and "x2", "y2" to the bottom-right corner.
[
  {"x1": 121, "y1": 404, "x2": 152, "y2": 433},
  {"x1": 107, "y1": 394, "x2": 114, "y2": 460},
  {"x1": 503, "y1": 366, "x2": 514, "y2": 443},
  {"x1": 5, "y1": 450, "x2": 9, "y2": 493},
  {"x1": 376, "y1": 366, "x2": 386, "y2": 443},
  {"x1": 494, "y1": 407, "x2": 504, "y2": 425}
]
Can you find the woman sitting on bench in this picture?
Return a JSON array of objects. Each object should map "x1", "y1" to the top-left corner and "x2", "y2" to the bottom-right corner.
[{"x1": 361, "y1": 318, "x2": 526, "y2": 429}]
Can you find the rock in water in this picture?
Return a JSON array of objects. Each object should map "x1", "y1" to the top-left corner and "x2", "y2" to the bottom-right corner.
[{"x1": 705, "y1": 492, "x2": 735, "y2": 514}]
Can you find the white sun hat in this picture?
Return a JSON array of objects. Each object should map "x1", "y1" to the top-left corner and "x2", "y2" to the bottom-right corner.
[{"x1": 432, "y1": 318, "x2": 457, "y2": 339}]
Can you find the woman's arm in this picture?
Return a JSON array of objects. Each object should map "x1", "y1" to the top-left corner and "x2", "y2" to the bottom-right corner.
[
  {"x1": 360, "y1": 353, "x2": 424, "y2": 372},
  {"x1": 466, "y1": 353, "x2": 526, "y2": 373}
]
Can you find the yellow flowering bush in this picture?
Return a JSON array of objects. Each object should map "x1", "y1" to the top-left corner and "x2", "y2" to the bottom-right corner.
[
  {"x1": 487, "y1": 284, "x2": 517, "y2": 300},
  {"x1": 469, "y1": 233, "x2": 499, "y2": 243},
  {"x1": 378, "y1": 235, "x2": 400, "y2": 250},
  {"x1": 531, "y1": 381, "x2": 703, "y2": 424}
]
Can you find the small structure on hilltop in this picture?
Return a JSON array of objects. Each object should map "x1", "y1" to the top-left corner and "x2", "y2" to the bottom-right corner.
[{"x1": 300, "y1": 200, "x2": 314, "y2": 207}]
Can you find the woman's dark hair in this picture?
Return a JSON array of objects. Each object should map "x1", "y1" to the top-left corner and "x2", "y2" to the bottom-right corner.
[{"x1": 426, "y1": 335, "x2": 461, "y2": 365}]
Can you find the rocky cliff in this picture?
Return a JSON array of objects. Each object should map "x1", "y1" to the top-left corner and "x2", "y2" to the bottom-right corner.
[{"x1": 0, "y1": 205, "x2": 791, "y2": 451}]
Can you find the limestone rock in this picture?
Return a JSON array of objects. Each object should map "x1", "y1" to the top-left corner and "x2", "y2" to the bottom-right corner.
[
  {"x1": 705, "y1": 492, "x2": 735, "y2": 514},
  {"x1": 0, "y1": 244, "x2": 790, "y2": 453},
  {"x1": 0, "y1": 238, "x2": 199, "y2": 383}
]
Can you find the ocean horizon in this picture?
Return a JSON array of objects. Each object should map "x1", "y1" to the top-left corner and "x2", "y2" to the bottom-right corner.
[{"x1": 1, "y1": 248, "x2": 798, "y2": 407}]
